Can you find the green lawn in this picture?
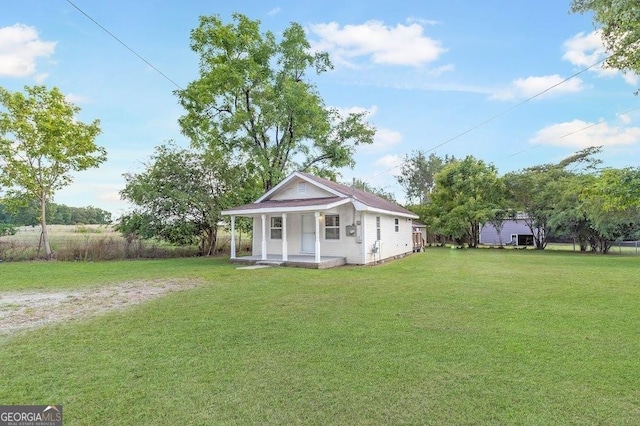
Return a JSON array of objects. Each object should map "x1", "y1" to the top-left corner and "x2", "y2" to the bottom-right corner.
[{"x1": 1, "y1": 250, "x2": 639, "y2": 425}]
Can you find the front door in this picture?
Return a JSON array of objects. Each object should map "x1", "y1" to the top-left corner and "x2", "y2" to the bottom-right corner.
[{"x1": 301, "y1": 214, "x2": 315, "y2": 253}]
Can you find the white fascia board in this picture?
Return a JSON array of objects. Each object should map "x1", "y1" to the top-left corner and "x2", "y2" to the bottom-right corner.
[
  {"x1": 222, "y1": 198, "x2": 351, "y2": 216},
  {"x1": 353, "y1": 203, "x2": 418, "y2": 219},
  {"x1": 254, "y1": 173, "x2": 299, "y2": 203},
  {"x1": 255, "y1": 171, "x2": 345, "y2": 203}
]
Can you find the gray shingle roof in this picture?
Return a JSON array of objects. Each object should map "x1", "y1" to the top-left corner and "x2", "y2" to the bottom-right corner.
[
  {"x1": 222, "y1": 172, "x2": 417, "y2": 218},
  {"x1": 298, "y1": 172, "x2": 415, "y2": 216}
]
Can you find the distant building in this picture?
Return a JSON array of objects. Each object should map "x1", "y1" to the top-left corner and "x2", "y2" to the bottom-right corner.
[{"x1": 479, "y1": 215, "x2": 535, "y2": 246}]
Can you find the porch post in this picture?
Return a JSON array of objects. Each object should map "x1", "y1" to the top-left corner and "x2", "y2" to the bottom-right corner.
[
  {"x1": 282, "y1": 213, "x2": 288, "y2": 261},
  {"x1": 230, "y1": 215, "x2": 236, "y2": 259},
  {"x1": 361, "y1": 212, "x2": 367, "y2": 264},
  {"x1": 261, "y1": 214, "x2": 267, "y2": 260},
  {"x1": 314, "y1": 211, "x2": 321, "y2": 263}
]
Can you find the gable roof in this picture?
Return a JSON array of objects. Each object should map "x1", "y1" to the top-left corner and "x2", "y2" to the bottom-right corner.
[{"x1": 222, "y1": 171, "x2": 418, "y2": 218}]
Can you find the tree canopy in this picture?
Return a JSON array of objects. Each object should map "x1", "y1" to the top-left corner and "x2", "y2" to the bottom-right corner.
[
  {"x1": 118, "y1": 142, "x2": 255, "y2": 256},
  {"x1": 571, "y1": 0, "x2": 640, "y2": 81},
  {"x1": 397, "y1": 146, "x2": 640, "y2": 253},
  {"x1": 397, "y1": 151, "x2": 455, "y2": 205},
  {"x1": 0, "y1": 85, "x2": 105, "y2": 258},
  {"x1": 426, "y1": 156, "x2": 504, "y2": 248},
  {"x1": 176, "y1": 13, "x2": 375, "y2": 192}
]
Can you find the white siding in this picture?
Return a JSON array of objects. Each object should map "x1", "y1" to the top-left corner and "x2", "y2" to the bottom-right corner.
[
  {"x1": 250, "y1": 205, "x2": 413, "y2": 265},
  {"x1": 317, "y1": 204, "x2": 363, "y2": 264},
  {"x1": 361, "y1": 212, "x2": 413, "y2": 264},
  {"x1": 270, "y1": 178, "x2": 333, "y2": 200}
]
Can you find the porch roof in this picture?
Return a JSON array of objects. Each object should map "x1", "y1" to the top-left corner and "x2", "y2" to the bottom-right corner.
[{"x1": 221, "y1": 196, "x2": 350, "y2": 216}]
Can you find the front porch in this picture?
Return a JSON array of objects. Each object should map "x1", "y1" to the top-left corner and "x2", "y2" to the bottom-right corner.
[{"x1": 231, "y1": 254, "x2": 347, "y2": 269}]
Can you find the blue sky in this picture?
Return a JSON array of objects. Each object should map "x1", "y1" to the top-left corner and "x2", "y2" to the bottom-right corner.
[{"x1": 2, "y1": 0, "x2": 639, "y2": 217}]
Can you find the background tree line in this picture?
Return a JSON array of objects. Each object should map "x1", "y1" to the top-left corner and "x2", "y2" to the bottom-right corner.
[
  {"x1": 0, "y1": 201, "x2": 112, "y2": 227},
  {"x1": 399, "y1": 147, "x2": 640, "y2": 253}
]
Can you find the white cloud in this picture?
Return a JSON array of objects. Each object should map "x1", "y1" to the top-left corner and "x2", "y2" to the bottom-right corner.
[
  {"x1": 333, "y1": 104, "x2": 379, "y2": 118},
  {"x1": 491, "y1": 74, "x2": 585, "y2": 101},
  {"x1": 0, "y1": 23, "x2": 56, "y2": 77},
  {"x1": 374, "y1": 154, "x2": 403, "y2": 170},
  {"x1": 618, "y1": 113, "x2": 632, "y2": 125},
  {"x1": 426, "y1": 64, "x2": 455, "y2": 77},
  {"x1": 65, "y1": 93, "x2": 90, "y2": 104},
  {"x1": 360, "y1": 127, "x2": 403, "y2": 154},
  {"x1": 267, "y1": 7, "x2": 281, "y2": 16},
  {"x1": 34, "y1": 73, "x2": 49, "y2": 83},
  {"x1": 406, "y1": 17, "x2": 440, "y2": 26},
  {"x1": 531, "y1": 119, "x2": 640, "y2": 148},
  {"x1": 309, "y1": 20, "x2": 446, "y2": 67},
  {"x1": 331, "y1": 105, "x2": 400, "y2": 153},
  {"x1": 563, "y1": 30, "x2": 638, "y2": 86}
]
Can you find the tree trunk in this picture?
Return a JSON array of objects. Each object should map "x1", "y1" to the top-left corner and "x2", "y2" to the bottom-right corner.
[{"x1": 40, "y1": 195, "x2": 53, "y2": 259}]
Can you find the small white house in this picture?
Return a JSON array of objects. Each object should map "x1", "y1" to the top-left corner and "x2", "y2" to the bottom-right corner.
[{"x1": 221, "y1": 172, "x2": 419, "y2": 268}]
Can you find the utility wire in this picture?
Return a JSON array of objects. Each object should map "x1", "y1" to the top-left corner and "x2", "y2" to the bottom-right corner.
[
  {"x1": 420, "y1": 58, "x2": 608, "y2": 156},
  {"x1": 65, "y1": 0, "x2": 183, "y2": 90},
  {"x1": 505, "y1": 104, "x2": 640, "y2": 159},
  {"x1": 64, "y1": 0, "x2": 627, "y2": 186},
  {"x1": 368, "y1": 55, "x2": 612, "y2": 180}
]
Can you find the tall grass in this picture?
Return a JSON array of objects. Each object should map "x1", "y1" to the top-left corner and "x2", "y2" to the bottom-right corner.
[
  {"x1": 0, "y1": 225, "x2": 252, "y2": 261},
  {"x1": 1, "y1": 249, "x2": 639, "y2": 424}
]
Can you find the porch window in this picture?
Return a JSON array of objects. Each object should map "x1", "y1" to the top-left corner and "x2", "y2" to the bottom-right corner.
[
  {"x1": 325, "y1": 214, "x2": 340, "y2": 240},
  {"x1": 394, "y1": 218, "x2": 399, "y2": 232},
  {"x1": 270, "y1": 216, "x2": 283, "y2": 239}
]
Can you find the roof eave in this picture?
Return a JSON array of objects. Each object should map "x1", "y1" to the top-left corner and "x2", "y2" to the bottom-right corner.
[
  {"x1": 254, "y1": 171, "x2": 345, "y2": 203},
  {"x1": 222, "y1": 198, "x2": 351, "y2": 216},
  {"x1": 354, "y1": 203, "x2": 419, "y2": 219}
]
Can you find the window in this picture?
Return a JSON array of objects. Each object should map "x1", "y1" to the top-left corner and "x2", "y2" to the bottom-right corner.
[
  {"x1": 376, "y1": 216, "x2": 381, "y2": 241},
  {"x1": 394, "y1": 218, "x2": 399, "y2": 232},
  {"x1": 297, "y1": 182, "x2": 306, "y2": 194},
  {"x1": 325, "y1": 214, "x2": 340, "y2": 240},
  {"x1": 270, "y1": 216, "x2": 282, "y2": 239}
]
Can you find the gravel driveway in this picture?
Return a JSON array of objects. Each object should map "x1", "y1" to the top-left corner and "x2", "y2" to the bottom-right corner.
[{"x1": 0, "y1": 280, "x2": 201, "y2": 337}]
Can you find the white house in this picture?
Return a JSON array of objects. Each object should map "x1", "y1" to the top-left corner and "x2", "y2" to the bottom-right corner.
[{"x1": 221, "y1": 172, "x2": 419, "y2": 268}]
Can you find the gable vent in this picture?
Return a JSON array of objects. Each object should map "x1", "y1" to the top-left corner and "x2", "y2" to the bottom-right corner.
[{"x1": 298, "y1": 182, "x2": 306, "y2": 193}]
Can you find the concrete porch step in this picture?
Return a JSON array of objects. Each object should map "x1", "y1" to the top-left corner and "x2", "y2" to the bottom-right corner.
[{"x1": 255, "y1": 260, "x2": 285, "y2": 266}]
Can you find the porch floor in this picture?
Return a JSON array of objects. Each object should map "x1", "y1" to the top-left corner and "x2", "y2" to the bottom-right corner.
[{"x1": 230, "y1": 254, "x2": 346, "y2": 269}]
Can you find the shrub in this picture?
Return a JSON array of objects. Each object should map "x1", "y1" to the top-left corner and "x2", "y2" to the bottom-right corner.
[{"x1": 0, "y1": 223, "x2": 17, "y2": 237}]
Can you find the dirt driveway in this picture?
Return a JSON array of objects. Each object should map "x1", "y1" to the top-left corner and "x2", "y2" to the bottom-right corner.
[{"x1": 0, "y1": 280, "x2": 201, "y2": 337}]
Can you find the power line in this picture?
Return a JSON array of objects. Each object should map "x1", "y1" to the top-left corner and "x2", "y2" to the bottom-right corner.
[
  {"x1": 505, "y1": 104, "x2": 640, "y2": 159},
  {"x1": 421, "y1": 58, "x2": 608, "y2": 155},
  {"x1": 64, "y1": 0, "x2": 628, "y2": 186},
  {"x1": 367, "y1": 55, "x2": 612, "y2": 181},
  {"x1": 65, "y1": 0, "x2": 183, "y2": 90}
]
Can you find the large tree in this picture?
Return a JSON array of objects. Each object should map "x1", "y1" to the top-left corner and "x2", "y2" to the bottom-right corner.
[
  {"x1": 0, "y1": 85, "x2": 104, "y2": 259},
  {"x1": 504, "y1": 147, "x2": 602, "y2": 250},
  {"x1": 176, "y1": 13, "x2": 375, "y2": 192},
  {"x1": 571, "y1": 0, "x2": 640, "y2": 81},
  {"x1": 579, "y1": 167, "x2": 640, "y2": 252},
  {"x1": 118, "y1": 143, "x2": 254, "y2": 256},
  {"x1": 548, "y1": 172, "x2": 596, "y2": 251},
  {"x1": 397, "y1": 151, "x2": 455, "y2": 205},
  {"x1": 427, "y1": 156, "x2": 505, "y2": 248}
]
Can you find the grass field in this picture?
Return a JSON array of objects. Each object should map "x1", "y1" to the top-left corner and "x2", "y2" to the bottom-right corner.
[
  {"x1": 0, "y1": 225, "x2": 249, "y2": 261},
  {"x1": 1, "y1": 249, "x2": 639, "y2": 424}
]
